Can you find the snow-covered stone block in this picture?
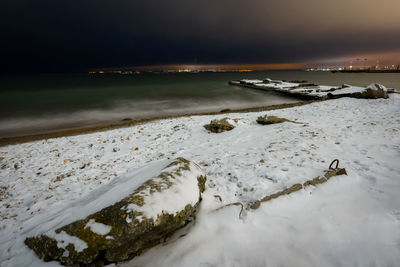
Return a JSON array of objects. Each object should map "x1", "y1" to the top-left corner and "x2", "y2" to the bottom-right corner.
[{"x1": 24, "y1": 158, "x2": 206, "y2": 265}]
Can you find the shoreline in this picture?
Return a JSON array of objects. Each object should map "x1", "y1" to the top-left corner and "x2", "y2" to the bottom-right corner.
[
  {"x1": 0, "y1": 100, "x2": 319, "y2": 147},
  {"x1": 1, "y1": 93, "x2": 399, "y2": 266}
]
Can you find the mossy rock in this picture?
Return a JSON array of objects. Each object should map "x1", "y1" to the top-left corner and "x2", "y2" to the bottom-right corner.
[
  {"x1": 25, "y1": 158, "x2": 206, "y2": 266},
  {"x1": 256, "y1": 115, "x2": 289, "y2": 125},
  {"x1": 358, "y1": 83, "x2": 388, "y2": 99},
  {"x1": 204, "y1": 118, "x2": 235, "y2": 133}
]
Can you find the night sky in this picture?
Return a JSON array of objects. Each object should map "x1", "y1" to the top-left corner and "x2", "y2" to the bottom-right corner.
[{"x1": 1, "y1": 0, "x2": 400, "y2": 72}]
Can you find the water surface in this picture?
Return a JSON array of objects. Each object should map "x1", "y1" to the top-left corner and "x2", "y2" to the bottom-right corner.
[{"x1": 0, "y1": 71, "x2": 398, "y2": 137}]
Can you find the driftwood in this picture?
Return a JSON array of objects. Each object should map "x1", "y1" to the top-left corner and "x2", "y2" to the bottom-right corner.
[{"x1": 256, "y1": 115, "x2": 306, "y2": 125}]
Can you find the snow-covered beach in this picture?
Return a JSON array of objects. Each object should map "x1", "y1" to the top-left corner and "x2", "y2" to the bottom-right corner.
[{"x1": 1, "y1": 85, "x2": 400, "y2": 266}]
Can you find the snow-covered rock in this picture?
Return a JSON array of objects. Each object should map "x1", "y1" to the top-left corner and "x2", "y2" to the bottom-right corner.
[
  {"x1": 203, "y1": 118, "x2": 235, "y2": 133},
  {"x1": 360, "y1": 83, "x2": 388, "y2": 99},
  {"x1": 239, "y1": 79, "x2": 263, "y2": 85},
  {"x1": 24, "y1": 157, "x2": 206, "y2": 266}
]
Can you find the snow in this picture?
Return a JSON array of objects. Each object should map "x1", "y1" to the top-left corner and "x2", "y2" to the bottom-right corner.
[
  {"x1": 1, "y1": 93, "x2": 400, "y2": 266},
  {"x1": 84, "y1": 219, "x2": 112, "y2": 235},
  {"x1": 240, "y1": 79, "x2": 263, "y2": 84},
  {"x1": 240, "y1": 78, "x2": 392, "y2": 98},
  {"x1": 47, "y1": 231, "x2": 87, "y2": 253},
  {"x1": 0, "y1": 158, "x2": 198, "y2": 266},
  {"x1": 323, "y1": 83, "x2": 387, "y2": 96},
  {"x1": 366, "y1": 83, "x2": 388, "y2": 92},
  {"x1": 124, "y1": 161, "x2": 203, "y2": 223}
]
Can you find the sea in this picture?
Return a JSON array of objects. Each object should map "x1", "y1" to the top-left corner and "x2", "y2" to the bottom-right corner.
[{"x1": 0, "y1": 70, "x2": 399, "y2": 137}]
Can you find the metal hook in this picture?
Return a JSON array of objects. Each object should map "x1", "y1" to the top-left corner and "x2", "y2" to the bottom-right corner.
[{"x1": 329, "y1": 159, "x2": 339, "y2": 169}]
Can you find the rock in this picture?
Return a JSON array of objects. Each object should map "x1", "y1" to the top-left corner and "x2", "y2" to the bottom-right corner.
[
  {"x1": 359, "y1": 83, "x2": 388, "y2": 99},
  {"x1": 256, "y1": 115, "x2": 289, "y2": 125},
  {"x1": 290, "y1": 80, "x2": 308, "y2": 83},
  {"x1": 327, "y1": 83, "x2": 389, "y2": 99},
  {"x1": 296, "y1": 83, "x2": 318, "y2": 88},
  {"x1": 204, "y1": 118, "x2": 235, "y2": 133},
  {"x1": 25, "y1": 158, "x2": 206, "y2": 266}
]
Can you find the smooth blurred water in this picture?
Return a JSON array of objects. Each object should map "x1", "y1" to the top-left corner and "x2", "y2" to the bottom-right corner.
[{"x1": 0, "y1": 71, "x2": 399, "y2": 137}]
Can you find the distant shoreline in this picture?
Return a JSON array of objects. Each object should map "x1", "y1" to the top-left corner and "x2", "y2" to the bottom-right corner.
[
  {"x1": 331, "y1": 69, "x2": 400, "y2": 73},
  {"x1": 0, "y1": 100, "x2": 319, "y2": 147}
]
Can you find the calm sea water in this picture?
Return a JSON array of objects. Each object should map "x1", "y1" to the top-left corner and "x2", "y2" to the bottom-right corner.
[{"x1": 0, "y1": 71, "x2": 399, "y2": 137}]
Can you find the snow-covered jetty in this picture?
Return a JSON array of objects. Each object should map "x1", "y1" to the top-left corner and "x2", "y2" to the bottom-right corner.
[{"x1": 229, "y1": 78, "x2": 394, "y2": 100}]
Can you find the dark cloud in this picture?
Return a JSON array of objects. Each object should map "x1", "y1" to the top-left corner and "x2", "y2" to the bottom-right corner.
[{"x1": 1, "y1": 0, "x2": 399, "y2": 72}]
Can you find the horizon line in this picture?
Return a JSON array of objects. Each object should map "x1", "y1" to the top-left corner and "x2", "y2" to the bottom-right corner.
[{"x1": 90, "y1": 62, "x2": 311, "y2": 72}]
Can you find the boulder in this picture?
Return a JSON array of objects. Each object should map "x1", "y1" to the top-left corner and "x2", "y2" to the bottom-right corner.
[
  {"x1": 25, "y1": 158, "x2": 206, "y2": 266},
  {"x1": 327, "y1": 83, "x2": 389, "y2": 99},
  {"x1": 204, "y1": 118, "x2": 235, "y2": 133},
  {"x1": 359, "y1": 83, "x2": 388, "y2": 99}
]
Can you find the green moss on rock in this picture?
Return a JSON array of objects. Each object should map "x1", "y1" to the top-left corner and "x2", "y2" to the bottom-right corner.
[
  {"x1": 25, "y1": 158, "x2": 206, "y2": 266},
  {"x1": 203, "y1": 118, "x2": 235, "y2": 133}
]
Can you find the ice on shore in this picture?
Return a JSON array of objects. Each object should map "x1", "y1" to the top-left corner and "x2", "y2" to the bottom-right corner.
[{"x1": 0, "y1": 93, "x2": 399, "y2": 266}]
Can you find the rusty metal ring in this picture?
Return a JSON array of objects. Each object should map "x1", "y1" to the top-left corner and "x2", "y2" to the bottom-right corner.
[{"x1": 329, "y1": 159, "x2": 339, "y2": 169}]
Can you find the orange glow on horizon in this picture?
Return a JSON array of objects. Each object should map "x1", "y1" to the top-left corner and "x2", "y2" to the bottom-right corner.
[
  {"x1": 314, "y1": 50, "x2": 400, "y2": 67},
  {"x1": 90, "y1": 50, "x2": 400, "y2": 73}
]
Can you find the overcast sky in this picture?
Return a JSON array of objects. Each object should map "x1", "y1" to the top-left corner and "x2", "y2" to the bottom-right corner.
[{"x1": 1, "y1": 0, "x2": 400, "y2": 72}]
